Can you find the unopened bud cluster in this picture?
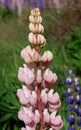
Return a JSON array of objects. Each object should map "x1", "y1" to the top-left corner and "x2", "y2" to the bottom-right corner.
[
  {"x1": 17, "y1": 8, "x2": 63, "y2": 130},
  {"x1": 28, "y1": 8, "x2": 46, "y2": 47},
  {"x1": 64, "y1": 70, "x2": 81, "y2": 130}
]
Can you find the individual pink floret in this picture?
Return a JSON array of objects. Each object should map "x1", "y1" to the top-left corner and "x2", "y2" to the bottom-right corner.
[
  {"x1": 18, "y1": 107, "x2": 34, "y2": 125},
  {"x1": 34, "y1": 110, "x2": 40, "y2": 124},
  {"x1": 50, "y1": 112, "x2": 63, "y2": 130},
  {"x1": 36, "y1": 69, "x2": 42, "y2": 84},
  {"x1": 21, "y1": 45, "x2": 41, "y2": 63},
  {"x1": 41, "y1": 50, "x2": 53, "y2": 62},
  {"x1": 21, "y1": 125, "x2": 36, "y2": 130},
  {"x1": 41, "y1": 89, "x2": 48, "y2": 104},
  {"x1": 48, "y1": 89, "x2": 61, "y2": 112},
  {"x1": 43, "y1": 68, "x2": 57, "y2": 84},
  {"x1": 43, "y1": 109, "x2": 50, "y2": 123},
  {"x1": 17, "y1": 85, "x2": 31, "y2": 105},
  {"x1": 30, "y1": 91, "x2": 37, "y2": 105},
  {"x1": 18, "y1": 64, "x2": 35, "y2": 85},
  {"x1": 18, "y1": 107, "x2": 40, "y2": 126}
]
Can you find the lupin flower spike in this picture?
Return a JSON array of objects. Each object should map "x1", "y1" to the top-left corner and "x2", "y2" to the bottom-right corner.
[
  {"x1": 64, "y1": 70, "x2": 81, "y2": 130},
  {"x1": 17, "y1": 8, "x2": 63, "y2": 130}
]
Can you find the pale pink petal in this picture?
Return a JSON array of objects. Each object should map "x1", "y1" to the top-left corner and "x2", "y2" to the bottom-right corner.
[
  {"x1": 30, "y1": 91, "x2": 37, "y2": 105},
  {"x1": 34, "y1": 110, "x2": 40, "y2": 124},
  {"x1": 41, "y1": 90, "x2": 48, "y2": 104},
  {"x1": 17, "y1": 89, "x2": 29, "y2": 105},
  {"x1": 36, "y1": 69, "x2": 42, "y2": 83},
  {"x1": 51, "y1": 116, "x2": 63, "y2": 130},
  {"x1": 43, "y1": 109, "x2": 50, "y2": 123}
]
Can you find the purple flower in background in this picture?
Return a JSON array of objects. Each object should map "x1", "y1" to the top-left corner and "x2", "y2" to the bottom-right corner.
[
  {"x1": 67, "y1": 70, "x2": 73, "y2": 76},
  {"x1": 65, "y1": 96, "x2": 74, "y2": 104},
  {"x1": 64, "y1": 78, "x2": 72, "y2": 85},
  {"x1": 78, "y1": 108, "x2": 81, "y2": 116},
  {"x1": 76, "y1": 95, "x2": 81, "y2": 104},
  {"x1": 74, "y1": 105, "x2": 79, "y2": 114},
  {"x1": 67, "y1": 105, "x2": 74, "y2": 111},
  {"x1": 4, "y1": 0, "x2": 9, "y2": 7},
  {"x1": 66, "y1": 115, "x2": 75, "y2": 123},
  {"x1": 30, "y1": 0, "x2": 37, "y2": 8},
  {"x1": 38, "y1": 0, "x2": 45, "y2": 9},
  {"x1": 68, "y1": 125, "x2": 75, "y2": 130},
  {"x1": 64, "y1": 88, "x2": 72, "y2": 96},
  {"x1": 77, "y1": 117, "x2": 81, "y2": 126},
  {"x1": 64, "y1": 70, "x2": 81, "y2": 129}
]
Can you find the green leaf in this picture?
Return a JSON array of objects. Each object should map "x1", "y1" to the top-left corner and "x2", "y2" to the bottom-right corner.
[
  {"x1": 4, "y1": 92, "x2": 20, "y2": 109},
  {"x1": 2, "y1": 122, "x2": 8, "y2": 130},
  {"x1": 14, "y1": 124, "x2": 19, "y2": 130},
  {"x1": 0, "y1": 113, "x2": 13, "y2": 123}
]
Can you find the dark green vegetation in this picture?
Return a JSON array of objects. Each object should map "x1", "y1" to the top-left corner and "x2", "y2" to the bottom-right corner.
[{"x1": 0, "y1": 3, "x2": 81, "y2": 130}]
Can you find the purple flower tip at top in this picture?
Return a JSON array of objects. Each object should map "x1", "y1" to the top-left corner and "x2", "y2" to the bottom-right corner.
[
  {"x1": 77, "y1": 116, "x2": 81, "y2": 126},
  {"x1": 65, "y1": 96, "x2": 74, "y2": 104},
  {"x1": 64, "y1": 78, "x2": 72, "y2": 85},
  {"x1": 67, "y1": 70, "x2": 73, "y2": 76},
  {"x1": 66, "y1": 115, "x2": 75, "y2": 123},
  {"x1": 64, "y1": 88, "x2": 72, "y2": 96},
  {"x1": 68, "y1": 125, "x2": 75, "y2": 130},
  {"x1": 67, "y1": 105, "x2": 74, "y2": 111}
]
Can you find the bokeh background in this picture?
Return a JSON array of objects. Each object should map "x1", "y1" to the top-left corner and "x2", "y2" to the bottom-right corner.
[{"x1": 0, "y1": 0, "x2": 81, "y2": 130}]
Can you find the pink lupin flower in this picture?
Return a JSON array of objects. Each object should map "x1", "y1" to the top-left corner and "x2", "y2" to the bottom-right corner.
[
  {"x1": 21, "y1": 127, "x2": 26, "y2": 130},
  {"x1": 41, "y1": 89, "x2": 48, "y2": 104},
  {"x1": 17, "y1": 86, "x2": 30, "y2": 105},
  {"x1": 30, "y1": 91, "x2": 37, "y2": 105},
  {"x1": 48, "y1": 89, "x2": 61, "y2": 112},
  {"x1": 43, "y1": 109, "x2": 50, "y2": 123},
  {"x1": 18, "y1": 64, "x2": 35, "y2": 85},
  {"x1": 21, "y1": 124, "x2": 36, "y2": 130},
  {"x1": 41, "y1": 51, "x2": 53, "y2": 62},
  {"x1": 18, "y1": 107, "x2": 34, "y2": 125},
  {"x1": 43, "y1": 68, "x2": 57, "y2": 84},
  {"x1": 36, "y1": 69, "x2": 42, "y2": 84},
  {"x1": 34, "y1": 110, "x2": 40, "y2": 124},
  {"x1": 21, "y1": 45, "x2": 41, "y2": 63},
  {"x1": 26, "y1": 125, "x2": 36, "y2": 130},
  {"x1": 21, "y1": 45, "x2": 34, "y2": 63},
  {"x1": 17, "y1": 8, "x2": 63, "y2": 130},
  {"x1": 50, "y1": 112, "x2": 63, "y2": 130}
]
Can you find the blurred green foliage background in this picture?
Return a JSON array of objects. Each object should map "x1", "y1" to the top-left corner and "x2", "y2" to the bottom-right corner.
[{"x1": 0, "y1": 2, "x2": 81, "y2": 130}]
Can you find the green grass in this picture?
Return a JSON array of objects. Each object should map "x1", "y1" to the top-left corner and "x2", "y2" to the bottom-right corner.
[{"x1": 0, "y1": 7, "x2": 80, "y2": 130}]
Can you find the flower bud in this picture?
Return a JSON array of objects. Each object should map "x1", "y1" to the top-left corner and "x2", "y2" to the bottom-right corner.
[{"x1": 31, "y1": 8, "x2": 40, "y2": 16}]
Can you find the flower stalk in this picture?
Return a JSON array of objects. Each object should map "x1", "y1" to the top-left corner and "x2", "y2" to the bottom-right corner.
[{"x1": 17, "y1": 8, "x2": 63, "y2": 130}]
